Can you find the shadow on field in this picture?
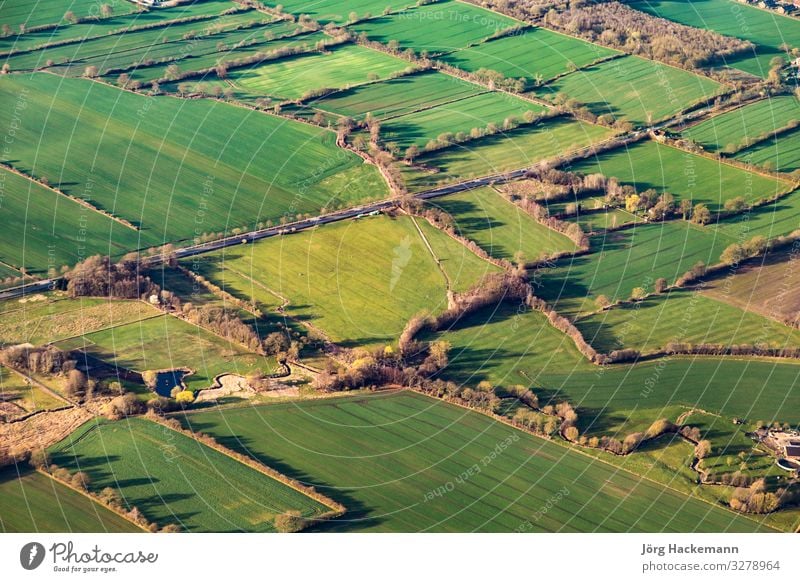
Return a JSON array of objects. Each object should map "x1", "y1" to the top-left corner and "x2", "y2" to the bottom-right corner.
[{"x1": 176, "y1": 419, "x2": 386, "y2": 532}]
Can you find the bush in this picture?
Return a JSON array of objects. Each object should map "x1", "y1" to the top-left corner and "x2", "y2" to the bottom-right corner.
[{"x1": 274, "y1": 510, "x2": 308, "y2": 533}]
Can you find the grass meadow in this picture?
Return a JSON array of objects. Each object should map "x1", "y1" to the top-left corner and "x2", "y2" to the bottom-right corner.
[
  {"x1": 683, "y1": 95, "x2": 800, "y2": 152},
  {"x1": 404, "y1": 116, "x2": 611, "y2": 191},
  {"x1": 181, "y1": 390, "x2": 772, "y2": 532},
  {"x1": 262, "y1": 0, "x2": 418, "y2": 23},
  {"x1": 569, "y1": 140, "x2": 791, "y2": 210},
  {"x1": 185, "y1": 215, "x2": 497, "y2": 347},
  {"x1": 429, "y1": 187, "x2": 577, "y2": 261},
  {"x1": 0, "y1": 74, "x2": 388, "y2": 246},
  {"x1": 350, "y1": 0, "x2": 518, "y2": 54},
  {"x1": 0, "y1": 467, "x2": 141, "y2": 533},
  {"x1": 440, "y1": 26, "x2": 618, "y2": 84},
  {"x1": 536, "y1": 55, "x2": 722, "y2": 125},
  {"x1": 736, "y1": 128, "x2": 800, "y2": 173},
  {"x1": 49, "y1": 418, "x2": 328, "y2": 532}
]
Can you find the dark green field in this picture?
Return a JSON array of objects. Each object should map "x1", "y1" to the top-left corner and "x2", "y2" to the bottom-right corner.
[
  {"x1": 49, "y1": 417, "x2": 328, "y2": 532},
  {"x1": 181, "y1": 391, "x2": 772, "y2": 532},
  {"x1": 0, "y1": 467, "x2": 141, "y2": 533}
]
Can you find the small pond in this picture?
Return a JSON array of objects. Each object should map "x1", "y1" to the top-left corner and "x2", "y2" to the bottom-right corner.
[{"x1": 154, "y1": 370, "x2": 187, "y2": 397}]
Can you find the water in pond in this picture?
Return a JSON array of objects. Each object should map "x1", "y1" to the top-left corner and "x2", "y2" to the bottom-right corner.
[{"x1": 154, "y1": 370, "x2": 187, "y2": 397}]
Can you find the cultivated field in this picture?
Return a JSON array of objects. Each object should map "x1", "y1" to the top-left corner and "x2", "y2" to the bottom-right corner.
[
  {"x1": 536, "y1": 221, "x2": 731, "y2": 314},
  {"x1": 713, "y1": 189, "x2": 800, "y2": 240},
  {"x1": 683, "y1": 95, "x2": 800, "y2": 152},
  {"x1": 404, "y1": 117, "x2": 611, "y2": 191},
  {"x1": 440, "y1": 26, "x2": 618, "y2": 84},
  {"x1": 575, "y1": 290, "x2": 800, "y2": 354},
  {"x1": 536, "y1": 55, "x2": 722, "y2": 125},
  {"x1": 49, "y1": 418, "x2": 328, "y2": 532},
  {"x1": 569, "y1": 140, "x2": 791, "y2": 210},
  {"x1": 0, "y1": 168, "x2": 145, "y2": 275},
  {"x1": 54, "y1": 314, "x2": 276, "y2": 392},
  {"x1": 0, "y1": 74, "x2": 388, "y2": 246},
  {"x1": 429, "y1": 187, "x2": 577, "y2": 261},
  {"x1": 311, "y1": 70, "x2": 485, "y2": 119},
  {"x1": 350, "y1": 0, "x2": 518, "y2": 54},
  {"x1": 181, "y1": 390, "x2": 771, "y2": 532},
  {"x1": 0, "y1": 0, "x2": 139, "y2": 32},
  {"x1": 185, "y1": 215, "x2": 497, "y2": 347},
  {"x1": 0, "y1": 365, "x2": 64, "y2": 419},
  {"x1": 626, "y1": 0, "x2": 800, "y2": 77},
  {"x1": 262, "y1": 0, "x2": 417, "y2": 23},
  {"x1": 736, "y1": 128, "x2": 800, "y2": 173},
  {"x1": 0, "y1": 468, "x2": 141, "y2": 533},
  {"x1": 230, "y1": 43, "x2": 411, "y2": 100},
  {"x1": 375, "y1": 91, "x2": 545, "y2": 149}
]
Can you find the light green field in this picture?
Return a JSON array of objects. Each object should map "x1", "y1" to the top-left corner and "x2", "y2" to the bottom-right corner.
[
  {"x1": 683, "y1": 96, "x2": 800, "y2": 153},
  {"x1": 627, "y1": 0, "x2": 800, "y2": 78},
  {"x1": 53, "y1": 314, "x2": 276, "y2": 391},
  {"x1": 427, "y1": 302, "x2": 800, "y2": 432},
  {"x1": 5, "y1": 9, "x2": 278, "y2": 73},
  {"x1": 1, "y1": 0, "x2": 237, "y2": 54},
  {"x1": 0, "y1": 74, "x2": 388, "y2": 246},
  {"x1": 376, "y1": 91, "x2": 546, "y2": 149},
  {"x1": 0, "y1": 296, "x2": 159, "y2": 346},
  {"x1": 185, "y1": 215, "x2": 497, "y2": 347},
  {"x1": 429, "y1": 187, "x2": 576, "y2": 261},
  {"x1": 440, "y1": 27, "x2": 618, "y2": 84},
  {"x1": 536, "y1": 55, "x2": 722, "y2": 125},
  {"x1": 181, "y1": 390, "x2": 773, "y2": 532},
  {"x1": 263, "y1": 0, "x2": 417, "y2": 23},
  {"x1": 575, "y1": 290, "x2": 800, "y2": 354},
  {"x1": 0, "y1": 168, "x2": 145, "y2": 275},
  {"x1": 231, "y1": 43, "x2": 410, "y2": 100},
  {"x1": 736, "y1": 127, "x2": 800, "y2": 173},
  {"x1": 49, "y1": 417, "x2": 328, "y2": 532},
  {"x1": 0, "y1": 468, "x2": 141, "y2": 533},
  {"x1": 536, "y1": 221, "x2": 731, "y2": 314},
  {"x1": 404, "y1": 116, "x2": 611, "y2": 191},
  {"x1": 350, "y1": 0, "x2": 518, "y2": 54},
  {"x1": 570, "y1": 140, "x2": 791, "y2": 210},
  {"x1": 0, "y1": 364, "x2": 64, "y2": 416},
  {"x1": 311, "y1": 70, "x2": 485, "y2": 119},
  {"x1": 712, "y1": 188, "x2": 800, "y2": 241}
]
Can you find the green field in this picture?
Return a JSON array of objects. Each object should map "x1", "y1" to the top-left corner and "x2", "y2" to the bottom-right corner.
[
  {"x1": 440, "y1": 27, "x2": 618, "y2": 84},
  {"x1": 376, "y1": 91, "x2": 546, "y2": 149},
  {"x1": 6, "y1": 10, "x2": 283, "y2": 75},
  {"x1": 180, "y1": 390, "x2": 772, "y2": 532},
  {"x1": 713, "y1": 188, "x2": 800, "y2": 241},
  {"x1": 536, "y1": 220, "x2": 731, "y2": 314},
  {"x1": 1, "y1": 0, "x2": 236, "y2": 54},
  {"x1": 0, "y1": 468, "x2": 141, "y2": 533},
  {"x1": 575, "y1": 290, "x2": 800, "y2": 354},
  {"x1": 54, "y1": 314, "x2": 276, "y2": 391},
  {"x1": 0, "y1": 168, "x2": 145, "y2": 275},
  {"x1": 0, "y1": 0, "x2": 139, "y2": 32},
  {"x1": 683, "y1": 96, "x2": 800, "y2": 153},
  {"x1": 311, "y1": 70, "x2": 485, "y2": 119},
  {"x1": 0, "y1": 74, "x2": 388, "y2": 246},
  {"x1": 626, "y1": 0, "x2": 800, "y2": 78},
  {"x1": 428, "y1": 301, "x2": 800, "y2": 432},
  {"x1": 230, "y1": 43, "x2": 410, "y2": 100},
  {"x1": 49, "y1": 417, "x2": 328, "y2": 532},
  {"x1": 736, "y1": 127, "x2": 800, "y2": 173},
  {"x1": 404, "y1": 116, "x2": 611, "y2": 191},
  {"x1": 429, "y1": 187, "x2": 576, "y2": 261},
  {"x1": 185, "y1": 215, "x2": 497, "y2": 347},
  {"x1": 0, "y1": 296, "x2": 160, "y2": 346},
  {"x1": 536, "y1": 55, "x2": 722, "y2": 125},
  {"x1": 570, "y1": 140, "x2": 790, "y2": 210},
  {"x1": 263, "y1": 0, "x2": 416, "y2": 23},
  {"x1": 350, "y1": 0, "x2": 518, "y2": 54},
  {"x1": 0, "y1": 364, "x2": 64, "y2": 417}
]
